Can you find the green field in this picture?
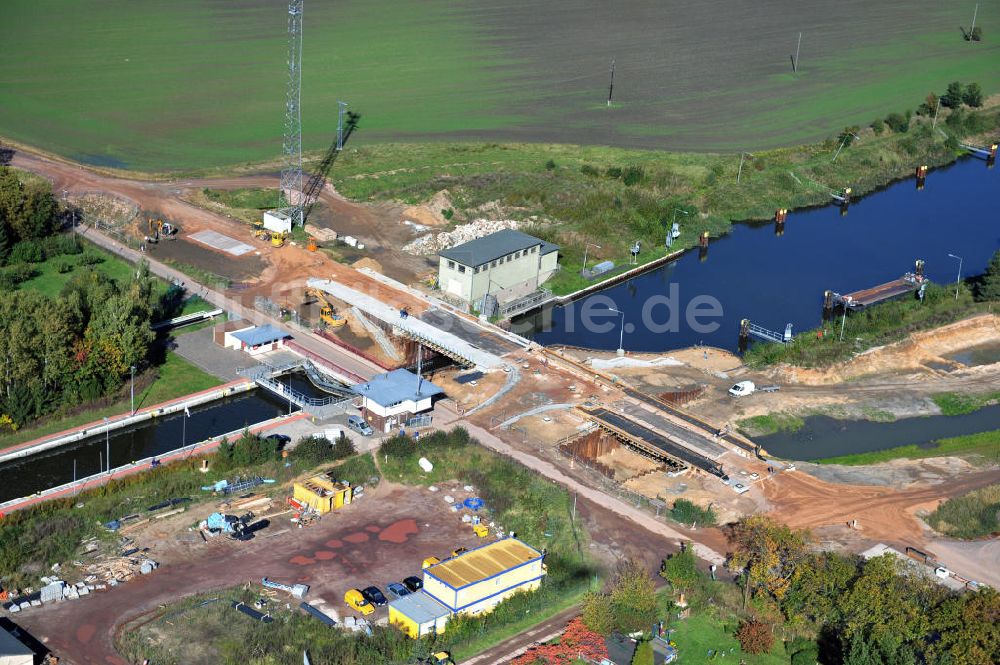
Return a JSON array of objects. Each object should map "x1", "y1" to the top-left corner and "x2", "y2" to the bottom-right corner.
[{"x1": 1, "y1": 1, "x2": 998, "y2": 171}]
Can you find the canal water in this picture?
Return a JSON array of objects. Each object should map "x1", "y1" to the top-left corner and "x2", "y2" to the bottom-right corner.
[
  {"x1": 516, "y1": 158, "x2": 999, "y2": 352},
  {"x1": 756, "y1": 404, "x2": 1000, "y2": 461},
  {"x1": 0, "y1": 389, "x2": 295, "y2": 503}
]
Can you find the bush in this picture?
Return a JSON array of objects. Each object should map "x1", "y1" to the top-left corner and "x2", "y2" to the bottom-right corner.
[
  {"x1": 8, "y1": 240, "x2": 43, "y2": 264},
  {"x1": 605, "y1": 166, "x2": 623, "y2": 179},
  {"x1": 54, "y1": 259, "x2": 74, "y2": 274},
  {"x1": 290, "y1": 435, "x2": 334, "y2": 466},
  {"x1": 0, "y1": 264, "x2": 37, "y2": 288},
  {"x1": 962, "y1": 82, "x2": 984, "y2": 108},
  {"x1": 545, "y1": 159, "x2": 557, "y2": 171},
  {"x1": 669, "y1": 498, "x2": 717, "y2": 526},
  {"x1": 736, "y1": 619, "x2": 774, "y2": 654},
  {"x1": 941, "y1": 81, "x2": 964, "y2": 108},
  {"x1": 42, "y1": 234, "x2": 82, "y2": 258},
  {"x1": 78, "y1": 252, "x2": 105, "y2": 266},
  {"x1": 332, "y1": 435, "x2": 356, "y2": 459},
  {"x1": 441, "y1": 208, "x2": 454, "y2": 220},
  {"x1": 884, "y1": 113, "x2": 908, "y2": 133},
  {"x1": 870, "y1": 119, "x2": 885, "y2": 135},
  {"x1": 622, "y1": 165, "x2": 644, "y2": 186},
  {"x1": 580, "y1": 164, "x2": 600, "y2": 177}
]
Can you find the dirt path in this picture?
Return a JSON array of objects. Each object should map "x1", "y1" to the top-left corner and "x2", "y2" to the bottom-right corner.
[{"x1": 764, "y1": 467, "x2": 999, "y2": 547}]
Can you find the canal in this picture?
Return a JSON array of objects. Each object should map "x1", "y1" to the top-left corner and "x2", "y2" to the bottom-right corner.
[
  {"x1": 0, "y1": 389, "x2": 296, "y2": 503},
  {"x1": 756, "y1": 404, "x2": 1000, "y2": 461},
  {"x1": 516, "y1": 157, "x2": 999, "y2": 352}
]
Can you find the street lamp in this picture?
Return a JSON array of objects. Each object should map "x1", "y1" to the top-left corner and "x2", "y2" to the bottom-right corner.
[
  {"x1": 668, "y1": 209, "x2": 689, "y2": 248},
  {"x1": 607, "y1": 307, "x2": 626, "y2": 356},
  {"x1": 948, "y1": 253, "x2": 964, "y2": 300},
  {"x1": 130, "y1": 365, "x2": 136, "y2": 415},
  {"x1": 581, "y1": 243, "x2": 602, "y2": 276},
  {"x1": 103, "y1": 417, "x2": 110, "y2": 474}
]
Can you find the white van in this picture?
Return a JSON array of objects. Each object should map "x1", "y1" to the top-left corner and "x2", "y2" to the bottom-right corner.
[{"x1": 729, "y1": 381, "x2": 756, "y2": 397}]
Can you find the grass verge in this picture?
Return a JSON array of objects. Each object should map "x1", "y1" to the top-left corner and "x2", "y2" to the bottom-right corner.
[
  {"x1": 814, "y1": 429, "x2": 1000, "y2": 466},
  {"x1": 0, "y1": 352, "x2": 221, "y2": 450},
  {"x1": 926, "y1": 483, "x2": 1000, "y2": 539},
  {"x1": 737, "y1": 413, "x2": 805, "y2": 437},
  {"x1": 932, "y1": 390, "x2": 1000, "y2": 416}
]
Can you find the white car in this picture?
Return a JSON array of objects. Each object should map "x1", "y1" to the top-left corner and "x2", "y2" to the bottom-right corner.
[{"x1": 729, "y1": 381, "x2": 756, "y2": 397}]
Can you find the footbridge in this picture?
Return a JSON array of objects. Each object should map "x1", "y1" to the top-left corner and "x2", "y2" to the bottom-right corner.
[
  {"x1": 307, "y1": 278, "x2": 506, "y2": 370},
  {"x1": 238, "y1": 359, "x2": 355, "y2": 419}
]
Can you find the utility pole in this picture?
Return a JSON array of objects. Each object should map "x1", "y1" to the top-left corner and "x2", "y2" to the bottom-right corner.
[
  {"x1": 130, "y1": 365, "x2": 136, "y2": 415},
  {"x1": 948, "y1": 253, "x2": 964, "y2": 299},
  {"x1": 737, "y1": 152, "x2": 753, "y2": 182},
  {"x1": 932, "y1": 96, "x2": 942, "y2": 129},
  {"x1": 839, "y1": 307, "x2": 848, "y2": 341},
  {"x1": 607, "y1": 59, "x2": 615, "y2": 107},
  {"x1": 971, "y1": 3, "x2": 979, "y2": 35},
  {"x1": 336, "y1": 101, "x2": 348, "y2": 151},
  {"x1": 793, "y1": 32, "x2": 802, "y2": 73},
  {"x1": 279, "y1": 0, "x2": 305, "y2": 225}
]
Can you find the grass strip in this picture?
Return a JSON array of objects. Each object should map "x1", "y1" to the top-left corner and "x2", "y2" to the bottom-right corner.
[{"x1": 814, "y1": 429, "x2": 1000, "y2": 466}]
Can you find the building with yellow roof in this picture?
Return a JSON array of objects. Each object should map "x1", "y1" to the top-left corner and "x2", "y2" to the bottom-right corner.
[{"x1": 421, "y1": 538, "x2": 546, "y2": 615}]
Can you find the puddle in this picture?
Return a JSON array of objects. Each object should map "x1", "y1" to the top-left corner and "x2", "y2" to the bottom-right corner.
[{"x1": 946, "y1": 342, "x2": 1000, "y2": 367}]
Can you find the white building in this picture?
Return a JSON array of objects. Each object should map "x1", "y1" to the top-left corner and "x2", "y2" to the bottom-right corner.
[
  {"x1": 222, "y1": 325, "x2": 290, "y2": 356},
  {"x1": 355, "y1": 369, "x2": 444, "y2": 432},
  {"x1": 438, "y1": 230, "x2": 558, "y2": 309}
]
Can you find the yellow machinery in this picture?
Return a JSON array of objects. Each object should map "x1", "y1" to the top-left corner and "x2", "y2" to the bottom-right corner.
[
  {"x1": 292, "y1": 475, "x2": 352, "y2": 514},
  {"x1": 472, "y1": 524, "x2": 489, "y2": 538},
  {"x1": 305, "y1": 288, "x2": 346, "y2": 328},
  {"x1": 146, "y1": 218, "x2": 175, "y2": 242},
  {"x1": 270, "y1": 231, "x2": 288, "y2": 248},
  {"x1": 422, "y1": 556, "x2": 441, "y2": 569},
  {"x1": 252, "y1": 220, "x2": 270, "y2": 240}
]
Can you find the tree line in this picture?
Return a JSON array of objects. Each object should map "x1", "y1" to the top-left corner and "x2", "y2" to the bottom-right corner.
[
  {"x1": 0, "y1": 166, "x2": 159, "y2": 430},
  {"x1": 648, "y1": 514, "x2": 998, "y2": 665}
]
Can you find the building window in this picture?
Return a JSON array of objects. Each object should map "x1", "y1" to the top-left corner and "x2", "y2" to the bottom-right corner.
[
  {"x1": 531, "y1": 246, "x2": 537, "y2": 253},
  {"x1": 459, "y1": 265, "x2": 466, "y2": 274},
  {"x1": 491, "y1": 260, "x2": 498, "y2": 268},
  {"x1": 448, "y1": 260, "x2": 455, "y2": 269},
  {"x1": 474, "y1": 266, "x2": 480, "y2": 274}
]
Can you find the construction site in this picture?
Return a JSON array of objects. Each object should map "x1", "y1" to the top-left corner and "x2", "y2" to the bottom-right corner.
[{"x1": 1, "y1": 1, "x2": 999, "y2": 664}]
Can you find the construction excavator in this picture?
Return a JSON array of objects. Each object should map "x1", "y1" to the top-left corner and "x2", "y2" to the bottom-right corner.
[
  {"x1": 304, "y1": 288, "x2": 346, "y2": 328},
  {"x1": 146, "y1": 218, "x2": 176, "y2": 243}
]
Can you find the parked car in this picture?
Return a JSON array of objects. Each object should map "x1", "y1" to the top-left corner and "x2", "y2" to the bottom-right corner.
[
  {"x1": 386, "y1": 582, "x2": 410, "y2": 598},
  {"x1": 403, "y1": 576, "x2": 423, "y2": 593},
  {"x1": 361, "y1": 585, "x2": 388, "y2": 607},
  {"x1": 728, "y1": 381, "x2": 756, "y2": 397},
  {"x1": 265, "y1": 433, "x2": 291, "y2": 448},
  {"x1": 344, "y1": 588, "x2": 374, "y2": 615},
  {"x1": 347, "y1": 415, "x2": 374, "y2": 436}
]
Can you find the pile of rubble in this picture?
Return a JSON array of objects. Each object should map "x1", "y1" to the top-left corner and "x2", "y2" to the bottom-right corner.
[{"x1": 403, "y1": 218, "x2": 520, "y2": 255}]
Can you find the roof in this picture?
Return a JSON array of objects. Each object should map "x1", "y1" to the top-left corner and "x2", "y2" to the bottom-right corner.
[
  {"x1": 388, "y1": 591, "x2": 451, "y2": 624},
  {"x1": 0, "y1": 629, "x2": 32, "y2": 658},
  {"x1": 356, "y1": 369, "x2": 444, "y2": 407},
  {"x1": 231, "y1": 325, "x2": 289, "y2": 347},
  {"x1": 439, "y1": 229, "x2": 558, "y2": 267},
  {"x1": 606, "y1": 634, "x2": 638, "y2": 665},
  {"x1": 426, "y1": 538, "x2": 542, "y2": 590}
]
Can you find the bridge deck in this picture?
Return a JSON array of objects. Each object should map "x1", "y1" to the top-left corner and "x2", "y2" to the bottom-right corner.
[
  {"x1": 839, "y1": 279, "x2": 917, "y2": 307},
  {"x1": 581, "y1": 407, "x2": 724, "y2": 477}
]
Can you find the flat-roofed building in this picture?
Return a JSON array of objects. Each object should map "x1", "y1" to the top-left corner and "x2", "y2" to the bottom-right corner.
[
  {"x1": 438, "y1": 230, "x2": 558, "y2": 309},
  {"x1": 388, "y1": 591, "x2": 451, "y2": 638},
  {"x1": 422, "y1": 538, "x2": 546, "y2": 615},
  {"x1": 291, "y1": 475, "x2": 353, "y2": 514}
]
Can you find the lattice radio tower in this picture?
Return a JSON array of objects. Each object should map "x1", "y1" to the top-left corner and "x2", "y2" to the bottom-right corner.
[{"x1": 280, "y1": 0, "x2": 304, "y2": 226}]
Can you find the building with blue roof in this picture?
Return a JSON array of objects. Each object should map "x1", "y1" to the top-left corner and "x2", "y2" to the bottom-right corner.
[
  {"x1": 223, "y1": 324, "x2": 290, "y2": 356},
  {"x1": 355, "y1": 368, "x2": 444, "y2": 433}
]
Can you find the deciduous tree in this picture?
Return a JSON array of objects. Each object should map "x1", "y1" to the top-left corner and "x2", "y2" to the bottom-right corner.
[{"x1": 727, "y1": 515, "x2": 809, "y2": 608}]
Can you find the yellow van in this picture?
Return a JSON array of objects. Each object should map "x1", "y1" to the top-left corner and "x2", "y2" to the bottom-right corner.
[{"x1": 344, "y1": 588, "x2": 374, "y2": 615}]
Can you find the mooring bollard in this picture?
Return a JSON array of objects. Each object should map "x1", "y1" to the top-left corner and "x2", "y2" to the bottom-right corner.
[
  {"x1": 915, "y1": 259, "x2": 925, "y2": 280},
  {"x1": 823, "y1": 290, "x2": 834, "y2": 315},
  {"x1": 775, "y1": 208, "x2": 788, "y2": 223},
  {"x1": 698, "y1": 231, "x2": 709, "y2": 248},
  {"x1": 990, "y1": 144, "x2": 998, "y2": 159}
]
